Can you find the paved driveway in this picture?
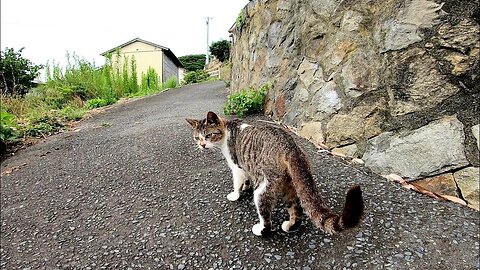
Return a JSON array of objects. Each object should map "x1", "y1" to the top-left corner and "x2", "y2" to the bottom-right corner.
[{"x1": 1, "y1": 81, "x2": 478, "y2": 269}]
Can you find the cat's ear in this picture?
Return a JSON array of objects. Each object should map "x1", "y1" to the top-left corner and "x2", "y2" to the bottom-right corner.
[
  {"x1": 185, "y1": 118, "x2": 199, "y2": 128},
  {"x1": 206, "y1": 111, "x2": 220, "y2": 125}
]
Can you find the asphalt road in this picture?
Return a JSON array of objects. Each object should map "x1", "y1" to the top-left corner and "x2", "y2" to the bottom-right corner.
[{"x1": 1, "y1": 81, "x2": 478, "y2": 270}]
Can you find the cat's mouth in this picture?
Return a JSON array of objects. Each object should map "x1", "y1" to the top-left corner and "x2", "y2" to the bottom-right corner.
[{"x1": 197, "y1": 142, "x2": 215, "y2": 149}]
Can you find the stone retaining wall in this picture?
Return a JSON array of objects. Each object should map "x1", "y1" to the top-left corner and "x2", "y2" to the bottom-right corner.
[{"x1": 230, "y1": 0, "x2": 479, "y2": 209}]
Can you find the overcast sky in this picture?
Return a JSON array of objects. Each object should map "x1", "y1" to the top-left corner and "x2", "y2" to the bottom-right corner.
[{"x1": 1, "y1": 0, "x2": 249, "y2": 76}]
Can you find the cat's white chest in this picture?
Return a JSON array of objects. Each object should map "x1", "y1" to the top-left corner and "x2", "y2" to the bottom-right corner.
[{"x1": 220, "y1": 138, "x2": 237, "y2": 170}]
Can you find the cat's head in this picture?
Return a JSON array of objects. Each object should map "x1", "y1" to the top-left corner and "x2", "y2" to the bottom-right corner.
[{"x1": 186, "y1": 111, "x2": 226, "y2": 149}]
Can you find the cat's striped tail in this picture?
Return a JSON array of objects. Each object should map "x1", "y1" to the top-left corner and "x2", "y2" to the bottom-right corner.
[{"x1": 286, "y1": 152, "x2": 364, "y2": 234}]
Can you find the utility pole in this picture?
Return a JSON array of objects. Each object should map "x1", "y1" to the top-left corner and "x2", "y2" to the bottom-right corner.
[{"x1": 205, "y1": 17, "x2": 213, "y2": 65}]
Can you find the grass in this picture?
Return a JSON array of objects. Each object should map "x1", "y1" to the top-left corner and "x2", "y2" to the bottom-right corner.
[{"x1": 1, "y1": 52, "x2": 179, "y2": 150}]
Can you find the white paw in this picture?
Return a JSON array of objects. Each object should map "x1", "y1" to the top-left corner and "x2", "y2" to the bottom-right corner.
[
  {"x1": 252, "y1": 223, "x2": 265, "y2": 236},
  {"x1": 227, "y1": 192, "x2": 240, "y2": 201},
  {"x1": 281, "y1": 221, "x2": 292, "y2": 232}
]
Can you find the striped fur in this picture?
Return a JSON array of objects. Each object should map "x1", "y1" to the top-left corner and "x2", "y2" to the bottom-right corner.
[{"x1": 186, "y1": 112, "x2": 364, "y2": 236}]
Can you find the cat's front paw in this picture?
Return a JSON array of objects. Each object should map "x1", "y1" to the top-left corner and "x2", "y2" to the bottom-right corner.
[
  {"x1": 227, "y1": 192, "x2": 240, "y2": 201},
  {"x1": 252, "y1": 223, "x2": 271, "y2": 236},
  {"x1": 281, "y1": 220, "x2": 302, "y2": 233},
  {"x1": 281, "y1": 221, "x2": 292, "y2": 232}
]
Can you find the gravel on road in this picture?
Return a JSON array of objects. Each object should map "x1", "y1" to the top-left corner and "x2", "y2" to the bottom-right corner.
[{"x1": 1, "y1": 81, "x2": 478, "y2": 269}]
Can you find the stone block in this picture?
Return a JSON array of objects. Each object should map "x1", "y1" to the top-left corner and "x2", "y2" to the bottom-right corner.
[
  {"x1": 298, "y1": 121, "x2": 324, "y2": 146},
  {"x1": 380, "y1": 0, "x2": 444, "y2": 52},
  {"x1": 298, "y1": 59, "x2": 320, "y2": 88},
  {"x1": 363, "y1": 116, "x2": 469, "y2": 179},
  {"x1": 325, "y1": 104, "x2": 383, "y2": 148},
  {"x1": 311, "y1": 80, "x2": 342, "y2": 116},
  {"x1": 412, "y1": 173, "x2": 458, "y2": 197},
  {"x1": 388, "y1": 50, "x2": 460, "y2": 116},
  {"x1": 454, "y1": 167, "x2": 480, "y2": 211},
  {"x1": 332, "y1": 144, "x2": 358, "y2": 157},
  {"x1": 472, "y1": 124, "x2": 479, "y2": 151}
]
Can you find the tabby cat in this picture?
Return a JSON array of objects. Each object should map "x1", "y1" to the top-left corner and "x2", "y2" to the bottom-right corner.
[{"x1": 186, "y1": 111, "x2": 364, "y2": 236}]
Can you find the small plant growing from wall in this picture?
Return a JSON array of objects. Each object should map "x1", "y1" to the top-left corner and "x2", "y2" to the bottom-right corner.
[
  {"x1": 236, "y1": 9, "x2": 246, "y2": 32},
  {"x1": 224, "y1": 84, "x2": 269, "y2": 117}
]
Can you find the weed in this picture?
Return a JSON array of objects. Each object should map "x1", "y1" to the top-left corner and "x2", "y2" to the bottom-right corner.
[
  {"x1": 223, "y1": 84, "x2": 269, "y2": 117},
  {"x1": 0, "y1": 109, "x2": 19, "y2": 142},
  {"x1": 59, "y1": 106, "x2": 86, "y2": 121},
  {"x1": 236, "y1": 10, "x2": 246, "y2": 31},
  {"x1": 140, "y1": 67, "x2": 161, "y2": 94},
  {"x1": 163, "y1": 76, "x2": 178, "y2": 89},
  {"x1": 22, "y1": 113, "x2": 65, "y2": 137},
  {"x1": 85, "y1": 97, "x2": 117, "y2": 109}
]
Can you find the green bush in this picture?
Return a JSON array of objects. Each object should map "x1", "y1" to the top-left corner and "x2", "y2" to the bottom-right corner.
[
  {"x1": 182, "y1": 70, "x2": 210, "y2": 85},
  {"x1": 224, "y1": 84, "x2": 269, "y2": 117}
]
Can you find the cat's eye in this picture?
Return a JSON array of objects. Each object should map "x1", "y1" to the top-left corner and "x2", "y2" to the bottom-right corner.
[
  {"x1": 205, "y1": 134, "x2": 212, "y2": 139},
  {"x1": 194, "y1": 136, "x2": 199, "y2": 140}
]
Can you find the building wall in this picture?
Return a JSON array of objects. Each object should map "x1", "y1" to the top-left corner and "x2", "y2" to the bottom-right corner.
[
  {"x1": 110, "y1": 41, "x2": 164, "y2": 84},
  {"x1": 162, "y1": 52, "x2": 178, "y2": 83}
]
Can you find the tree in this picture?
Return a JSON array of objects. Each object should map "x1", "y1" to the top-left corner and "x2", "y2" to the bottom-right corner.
[
  {"x1": 209, "y1": 40, "x2": 230, "y2": 62},
  {"x1": 178, "y1": 54, "x2": 206, "y2": 72},
  {"x1": 0, "y1": 47, "x2": 43, "y2": 96}
]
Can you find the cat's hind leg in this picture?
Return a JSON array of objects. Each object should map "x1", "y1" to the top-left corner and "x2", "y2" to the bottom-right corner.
[
  {"x1": 252, "y1": 180, "x2": 275, "y2": 236},
  {"x1": 281, "y1": 187, "x2": 303, "y2": 233},
  {"x1": 241, "y1": 179, "x2": 252, "y2": 191},
  {"x1": 227, "y1": 167, "x2": 246, "y2": 201}
]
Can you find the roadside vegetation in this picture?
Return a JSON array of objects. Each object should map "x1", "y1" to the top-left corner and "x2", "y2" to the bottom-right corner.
[
  {"x1": 224, "y1": 84, "x2": 269, "y2": 117},
  {"x1": 182, "y1": 70, "x2": 210, "y2": 85},
  {"x1": 2, "y1": 40, "x2": 234, "y2": 152},
  {"x1": 178, "y1": 40, "x2": 231, "y2": 85},
  {"x1": 0, "y1": 48, "x2": 177, "y2": 152},
  {"x1": 178, "y1": 54, "x2": 212, "y2": 85}
]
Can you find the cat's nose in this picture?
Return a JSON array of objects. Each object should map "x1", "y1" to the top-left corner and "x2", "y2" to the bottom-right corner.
[{"x1": 200, "y1": 142, "x2": 207, "y2": 148}]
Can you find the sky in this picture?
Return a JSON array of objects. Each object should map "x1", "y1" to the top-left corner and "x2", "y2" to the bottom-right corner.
[{"x1": 1, "y1": 0, "x2": 249, "y2": 78}]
